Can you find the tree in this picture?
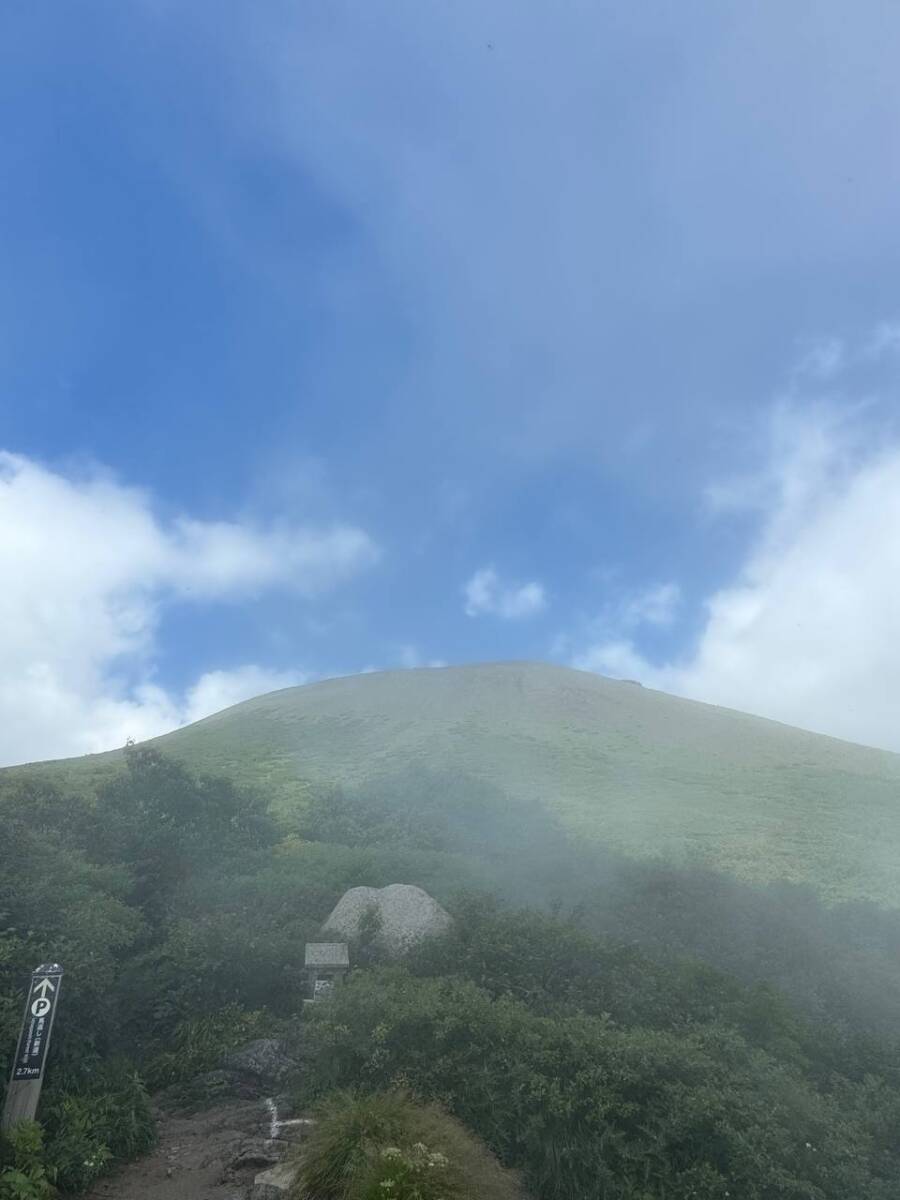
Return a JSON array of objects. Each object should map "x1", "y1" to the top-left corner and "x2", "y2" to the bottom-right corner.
[{"x1": 94, "y1": 745, "x2": 277, "y2": 923}]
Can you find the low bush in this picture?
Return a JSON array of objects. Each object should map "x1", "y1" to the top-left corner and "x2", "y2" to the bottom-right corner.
[
  {"x1": 0, "y1": 1122, "x2": 56, "y2": 1200},
  {"x1": 302, "y1": 968, "x2": 900, "y2": 1200},
  {"x1": 292, "y1": 1088, "x2": 524, "y2": 1200},
  {"x1": 41, "y1": 1058, "x2": 155, "y2": 1193},
  {"x1": 406, "y1": 897, "x2": 825, "y2": 1076},
  {"x1": 143, "y1": 1003, "x2": 271, "y2": 1089},
  {"x1": 8, "y1": 752, "x2": 900, "y2": 1198}
]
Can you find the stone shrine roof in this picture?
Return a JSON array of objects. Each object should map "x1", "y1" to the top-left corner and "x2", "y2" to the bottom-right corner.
[{"x1": 305, "y1": 942, "x2": 350, "y2": 969}]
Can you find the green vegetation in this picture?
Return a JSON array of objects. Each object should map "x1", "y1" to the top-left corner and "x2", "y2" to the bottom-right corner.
[
  {"x1": 292, "y1": 1090, "x2": 523, "y2": 1200},
  {"x1": 6, "y1": 663, "x2": 900, "y2": 903},
  {"x1": 4, "y1": 720, "x2": 900, "y2": 1196},
  {"x1": 0, "y1": 1122, "x2": 56, "y2": 1200},
  {"x1": 301, "y1": 968, "x2": 900, "y2": 1200},
  {"x1": 141, "y1": 1004, "x2": 270, "y2": 1091}
]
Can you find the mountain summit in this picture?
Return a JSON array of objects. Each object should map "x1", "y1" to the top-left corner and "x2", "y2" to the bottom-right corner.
[{"x1": 6, "y1": 662, "x2": 900, "y2": 904}]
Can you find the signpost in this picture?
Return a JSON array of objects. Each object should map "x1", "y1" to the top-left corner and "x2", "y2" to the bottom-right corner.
[{"x1": 2, "y1": 964, "x2": 63, "y2": 1132}]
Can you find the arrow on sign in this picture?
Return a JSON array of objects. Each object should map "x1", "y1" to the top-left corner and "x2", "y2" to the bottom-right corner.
[{"x1": 32, "y1": 978, "x2": 56, "y2": 1000}]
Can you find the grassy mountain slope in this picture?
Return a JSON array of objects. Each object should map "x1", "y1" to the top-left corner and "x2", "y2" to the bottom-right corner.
[{"x1": 5, "y1": 661, "x2": 900, "y2": 903}]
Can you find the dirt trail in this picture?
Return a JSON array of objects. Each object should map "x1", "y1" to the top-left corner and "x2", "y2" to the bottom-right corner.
[{"x1": 85, "y1": 1099, "x2": 283, "y2": 1200}]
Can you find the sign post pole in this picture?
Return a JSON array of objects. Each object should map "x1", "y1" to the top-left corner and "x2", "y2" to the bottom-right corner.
[{"x1": 1, "y1": 964, "x2": 64, "y2": 1133}]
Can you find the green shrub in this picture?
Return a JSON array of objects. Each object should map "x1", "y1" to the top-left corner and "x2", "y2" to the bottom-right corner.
[
  {"x1": 143, "y1": 1003, "x2": 271, "y2": 1089},
  {"x1": 93, "y1": 744, "x2": 278, "y2": 925},
  {"x1": 407, "y1": 897, "x2": 810, "y2": 1065},
  {"x1": 292, "y1": 1089, "x2": 524, "y2": 1200},
  {"x1": 0, "y1": 1122, "x2": 56, "y2": 1200},
  {"x1": 41, "y1": 1058, "x2": 155, "y2": 1193},
  {"x1": 9, "y1": 751, "x2": 900, "y2": 1199},
  {"x1": 302, "y1": 968, "x2": 900, "y2": 1200}
]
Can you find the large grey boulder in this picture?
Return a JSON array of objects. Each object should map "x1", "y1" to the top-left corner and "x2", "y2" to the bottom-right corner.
[{"x1": 322, "y1": 884, "x2": 453, "y2": 956}]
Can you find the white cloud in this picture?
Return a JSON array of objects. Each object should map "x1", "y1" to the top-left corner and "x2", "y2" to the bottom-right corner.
[
  {"x1": 622, "y1": 582, "x2": 681, "y2": 628},
  {"x1": 866, "y1": 321, "x2": 900, "y2": 359},
  {"x1": 463, "y1": 567, "x2": 546, "y2": 620},
  {"x1": 793, "y1": 337, "x2": 846, "y2": 382},
  {"x1": 569, "y1": 580, "x2": 679, "y2": 677},
  {"x1": 573, "y1": 639, "x2": 651, "y2": 682},
  {"x1": 182, "y1": 665, "x2": 311, "y2": 724},
  {"x1": 574, "y1": 390, "x2": 900, "y2": 751},
  {"x1": 397, "y1": 644, "x2": 447, "y2": 670},
  {"x1": 345, "y1": 647, "x2": 448, "y2": 675},
  {"x1": 166, "y1": 519, "x2": 377, "y2": 598},
  {"x1": 662, "y1": 409, "x2": 900, "y2": 749},
  {"x1": 0, "y1": 452, "x2": 376, "y2": 765}
]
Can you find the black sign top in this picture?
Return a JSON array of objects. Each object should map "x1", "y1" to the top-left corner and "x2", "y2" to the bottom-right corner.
[{"x1": 11, "y1": 967, "x2": 63, "y2": 1083}]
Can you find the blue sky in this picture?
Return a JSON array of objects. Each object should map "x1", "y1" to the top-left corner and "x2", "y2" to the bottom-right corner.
[{"x1": 3, "y1": 1, "x2": 900, "y2": 764}]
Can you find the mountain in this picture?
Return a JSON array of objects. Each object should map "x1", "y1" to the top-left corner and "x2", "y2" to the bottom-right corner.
[{"x1": 5, "y1": 661, "x2": 900, "y2": 904}]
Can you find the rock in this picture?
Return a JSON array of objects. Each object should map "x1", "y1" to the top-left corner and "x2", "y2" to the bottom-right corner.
[
  {"x1": 226, "y1": 1138, "x2": 281, "y2": 1171},
  {"x1": 222, "y1": 1039, "x2": 300, "y2": 1090},
  {"x1": 270, "y1": 1090, "x2": 302, "y2": 1116},
  {"x1": 322, "y1": 883, "x2": 454, "y2": 956},
  {"x1": 251, "y1": 1160, "x2": 298, "y2": 1199},
  {"x1": 271, "y1": 1116, "x2": 315, "y2": 1146},
  {"x1": 222, "y1": 1038, "x2": 297, "y2": 1084},
  {"x1": 156, "y1": 1069, "x2": 251, "y2": 1112}
]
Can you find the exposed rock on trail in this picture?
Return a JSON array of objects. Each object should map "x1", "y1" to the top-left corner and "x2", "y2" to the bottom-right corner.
[
  {"x1": 322, "y1": 883, "x2": 453, "y2": 955},
  {"x1": 86, "y1": 1099, "x2": 269, "y2": 1199},
  {"x1": 222, "y1": 1038, "x2": 303, "y2": 1092},
  {"x1": 85, "y1": 1040, "x2": 309, "y2": 1199},
  {"x1": 248, "y1": 1161, "x2": 298, "y2": 1199},
  {"x1": 86, "y1": 1097, "x2": 308, "y2": 1199},
  {"x1": 154, "y1": 1038, "x2": 304, "y2": 1112}
]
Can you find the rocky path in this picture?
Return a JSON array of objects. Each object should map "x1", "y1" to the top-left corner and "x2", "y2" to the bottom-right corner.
[
  {"x1": 84, "y1": 1039, "x2": 312, "y2": 1200},
  {"x1": 86, "y1": 1097, "x2": 308, "y2": 1199}
]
